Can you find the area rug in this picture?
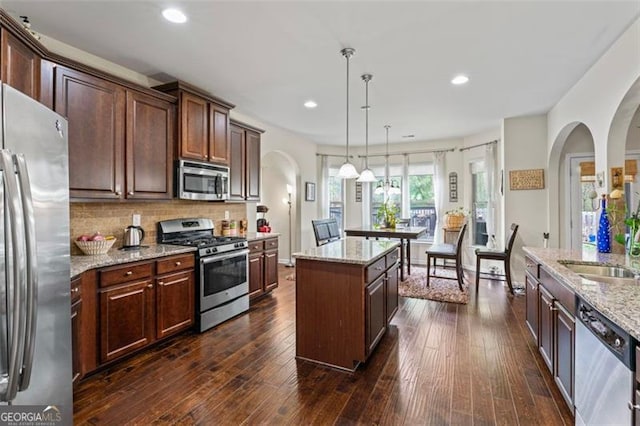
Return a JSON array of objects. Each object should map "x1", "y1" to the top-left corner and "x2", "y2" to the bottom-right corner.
[{"x1": 400, "y1": 267, "x2": 469, "y2": 305}]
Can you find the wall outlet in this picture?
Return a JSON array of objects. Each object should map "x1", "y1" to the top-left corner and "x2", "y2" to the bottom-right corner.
[
  {"x1": 132, "y1": 214, "x2": 141, "y2": 227},
  {"x1": 224, "y1": 210, "x2": 230, "y2": 220}
]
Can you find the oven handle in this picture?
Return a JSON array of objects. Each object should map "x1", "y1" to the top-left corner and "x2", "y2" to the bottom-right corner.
[{"x1": 200, "y1": 249, "x2": 250, "y2": 265}]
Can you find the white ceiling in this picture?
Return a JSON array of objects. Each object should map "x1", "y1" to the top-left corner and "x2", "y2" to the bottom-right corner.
[{"x1": 2, "y1": 1, "x2": 639, "y2": 147}]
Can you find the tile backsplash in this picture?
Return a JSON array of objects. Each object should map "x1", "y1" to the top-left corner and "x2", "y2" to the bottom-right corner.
[{"x1": 70, "y1": 200, "x2": 247, "y2": 255}]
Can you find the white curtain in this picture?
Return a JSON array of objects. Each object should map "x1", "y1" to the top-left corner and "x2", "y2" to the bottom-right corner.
[
  {"x1": 318, "y1": 155, "x2": 330, "y2": 218},
  {"x1": 484, "y1": 144, "x2": 497, "y2": 245},
  {"x1": 402, "y1": 154, "x2": 410, "y2": 219},
  {"x1": 433, "y1": 151, "x2": 447, "y2": 244}
]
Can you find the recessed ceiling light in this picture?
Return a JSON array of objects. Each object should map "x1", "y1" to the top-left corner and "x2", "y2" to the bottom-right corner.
[
  {"x1": 162, "y1": 8, "x2": 187, "y2": 24},
  {"x1": 451, "y1": 75, "x2": 469, "y2": 85},
  {"x1": 304, "y1": 100, "x2": 317, "y2": 109},
  {"x1": 402, "y1": 134, "x2": 415, "y2": 138}
]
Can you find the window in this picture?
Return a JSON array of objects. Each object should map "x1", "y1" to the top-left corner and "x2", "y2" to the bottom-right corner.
[
  {"x1": 369, "y1": 162, "x2": 436, "y2": 241},
  {"x1": 471, "y1": 163, "x2": 488, "y2": 246},
  {"x1": 409, "y1": 174, "x2": 436, "y2": 240},
  {"x1": 328, "y1": 170, "x2": 343, "y2": 229}
]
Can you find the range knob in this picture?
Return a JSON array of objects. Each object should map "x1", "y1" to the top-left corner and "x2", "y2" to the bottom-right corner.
[
  {"x1": 206, "y1": 248, "x2": 212, "y2": 254},
  {"x1": 614, "y1": 337, "x2": 622, "y2": 348},
  {"x1": 211, "y1": 247, "x2": 217, "y2": 253}
]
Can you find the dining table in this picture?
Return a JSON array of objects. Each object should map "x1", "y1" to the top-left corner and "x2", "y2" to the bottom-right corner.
[{"x1": 343, "y1": 226, "x2": 427, "y2": 281}]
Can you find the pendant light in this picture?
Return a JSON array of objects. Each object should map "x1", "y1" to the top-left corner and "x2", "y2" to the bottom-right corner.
[
  {"x1": 375, "y1": 125, "x2": 401, "y2": 195},
  {"x1": 357, "y1": 73, "x2": 377, "y2": 183},
  {"x1": 337, "y1": 48, "x2": 360, "y2": 179}
]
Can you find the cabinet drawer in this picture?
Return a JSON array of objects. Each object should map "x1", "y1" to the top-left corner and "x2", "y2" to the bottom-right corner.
[
  {"x1": 386, "y1": 248, "x2": 399, "y2": 268},
  {"x1": 264, "y1": 238, "x2": 278, "y2": 250},
  {"x1": 100, "y1": 262, "x2": 153, "y2": 287},
  {"x1": 366, "y1": 256, "x2": 386, "y2": 284},
  {"x1": 156, "y1": 254, "x2": 194, "y2": 275},
  {"x1": 70, "y1": 275, "x2": 82, "y2": 303},
  {"x1": 249, "y1": 241, "x2": 264, "y2": 253},
  {"x1": 525, "y1": 256, "x2": 539, "y2": 279}
]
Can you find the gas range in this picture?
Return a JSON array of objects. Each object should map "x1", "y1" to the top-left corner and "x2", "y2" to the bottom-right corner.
[{"x1": 157, "y1": 218, "x2": 248, "y2": 257}]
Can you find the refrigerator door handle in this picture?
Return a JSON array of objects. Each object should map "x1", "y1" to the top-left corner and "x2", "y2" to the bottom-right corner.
[
  {"x1": 0, "y1": 149, "x2": 27, "y2": 403},
  {"x1": 14, "y1": 154, "x2": 37, "y2": 391}
]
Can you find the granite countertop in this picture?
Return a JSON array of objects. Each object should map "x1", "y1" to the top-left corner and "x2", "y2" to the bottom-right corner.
[
  {"x1": 244, "y1": 232, "x2": 280, "y2": 241},
  {"x1": 523, "y1": 246, "x2": 640, "y2": 341},
  {"x1": 293, "y1": 237, "x2": 400, "y2": 265},
  {"x1": 71, "y1": 244, "x2": 196, "y2": 278}
]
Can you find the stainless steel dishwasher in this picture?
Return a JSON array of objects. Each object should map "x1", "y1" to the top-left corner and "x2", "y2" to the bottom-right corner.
[{"x1": 575, "y1": 296, "x2": 636, "y2": 425}]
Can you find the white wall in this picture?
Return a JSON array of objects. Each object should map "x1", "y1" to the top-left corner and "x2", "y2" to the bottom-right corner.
[
  {"x1": 503, "y1": 114, "x2": 548, "y2": 285},
  {"x1": 547, "y1": 17, "x2": 640, "y2": 246}
]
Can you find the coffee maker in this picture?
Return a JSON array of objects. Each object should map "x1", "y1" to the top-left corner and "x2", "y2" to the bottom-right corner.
[{"x1": 257, "y1": 205, "x2": 271, "y2": 233}]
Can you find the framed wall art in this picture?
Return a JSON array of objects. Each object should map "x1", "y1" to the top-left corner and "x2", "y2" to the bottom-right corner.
[
  {"x1": 305, "y1": 182, "x2": 316, "y2": 201},
  {"x1": 509, "y1": 168, "x2": 544, "y2": 190},
  {"x1": 449, "y1": 172, "x2": 458, "y2": 202}
]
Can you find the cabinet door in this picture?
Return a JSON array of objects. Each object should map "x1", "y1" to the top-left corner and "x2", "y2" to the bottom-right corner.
[
  {"x1": 248, "y1": 252, "x2": 264, "y2": 299},
  {"x1": 366, "y1": 275, "x2": 386, "y2": 355},
  {"x1": 245, "y1": 130, "x2": 261, "y2": 201},
  {"x1": 55, "y1": 66, "x2": 126, "y2": 199},
  {"x1": 71, "y1": 298, "x2": 82, "y2": 384},
  {"x1": 264, "y1": 249, "x2": 279, "y2": 292},
  {"x1": 229, "y1": 124, "x2": 246, "y2": 200},
  {"x1": 99, "y1": 279, "x2": 155, "y2": 363},
  {"x1": 209, "y1": 104, "x2": 230, "y2": 165},
  {"x1": 0, "y1": 28, "x2": 40, "y2": 100},
  {"x1": 179, "y1": 92, "x2": 208, "y2": 161},
  {"x1": 386, "y1": 263, "x2": 399, "y2": 323},
  {"x1": 40, "y1": 59, "x2": 55, "y2": 109},
  {"x1": 554, "y1": 302, "x2": 575, "y2": 409},
  {"x1": 126, "y1": 91, "x2": 174, "y2": 200},
  {"x1": 156, "y1": 270, "x2": 194, "y2": 339},
  {"x1": 525, "y1": 272, "x2": 539, "y2": 341},
  {"x1": 538, "y1": 284, "x2": 554, "y2": 372}
]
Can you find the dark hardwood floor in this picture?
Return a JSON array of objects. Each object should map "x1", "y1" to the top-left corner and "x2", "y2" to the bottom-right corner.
[{"x1": 73, "y1": 265, "x2": 574, "y2": 425}]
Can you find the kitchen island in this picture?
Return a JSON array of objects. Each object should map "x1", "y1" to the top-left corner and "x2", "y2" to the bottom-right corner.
[{"x1": 293, "y1": 237, "x2": 400, "y2": 371}]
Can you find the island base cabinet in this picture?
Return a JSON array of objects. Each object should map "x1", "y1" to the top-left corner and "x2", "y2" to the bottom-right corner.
[
  {"x1": 538, "y1": 284, "x2": 554, "y2": 371},
  {"x1": 366, "y1": 275, "x2": 386, "y2": 355},
  {"x1": 554, "y1": 302, "x2": 575, "y2": 410}
]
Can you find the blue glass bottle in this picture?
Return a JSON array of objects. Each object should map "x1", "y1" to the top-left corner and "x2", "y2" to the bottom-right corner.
[{"x1": 597, "y1": 195, "x2": 611, "y2": 253}]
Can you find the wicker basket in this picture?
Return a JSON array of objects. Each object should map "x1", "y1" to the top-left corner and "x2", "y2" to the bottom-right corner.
[
  {"x1": 75, "y1": 238, "x2": 116, "y2": 255},
  {"x1": 444, "y1": 214, "x2": 465, "y2": 230}
]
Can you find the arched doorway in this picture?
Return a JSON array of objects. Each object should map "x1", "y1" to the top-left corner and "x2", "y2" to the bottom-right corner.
[{"x1": 261, "y1": 151, "x2": 299, "y2": 265}]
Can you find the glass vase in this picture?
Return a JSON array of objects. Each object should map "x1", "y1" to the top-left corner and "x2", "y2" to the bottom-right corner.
[
  {"x1": 629, "y1": 224, "x2": 640, "y2": 257},
  {"x1": 597, "y1": 197, "x2": 611, "y2": 253}
]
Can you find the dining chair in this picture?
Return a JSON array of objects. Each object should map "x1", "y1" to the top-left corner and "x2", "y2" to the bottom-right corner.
[
  {"x1": 312, "y1": 218, "x2": 341, "y2": 246},
  {"x1": 474, "y1": 223, "x2": 519, "y2": 294},
  {"x1": 425, "y1": 223, "x2": 467, "y2": 291}
]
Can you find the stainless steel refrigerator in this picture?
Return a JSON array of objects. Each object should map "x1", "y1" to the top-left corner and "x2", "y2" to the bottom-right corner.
[{"x1": 0, "y1": 84, "x2": 72, "y2": 422}]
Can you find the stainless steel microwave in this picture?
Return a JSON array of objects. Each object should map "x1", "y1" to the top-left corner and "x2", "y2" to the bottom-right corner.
[{"x1": 177, "y1": 160, "x2": 229, "y2": 201}]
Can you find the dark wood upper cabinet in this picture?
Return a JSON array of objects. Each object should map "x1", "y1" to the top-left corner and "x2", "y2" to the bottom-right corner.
[
  {"x1": 0, "y1": 28, "x2": 40, "y2": 101},
  {"x1": 209, "y1": 104, "x2": 230, "y2": 164},
  {"x1": 229, "y1": 121, "x2": 264, "y2": 201},
  {"x1": 154, "y1": 81, "x2": 233, "y2": 166},
  {"x1": 39, "y1": 59, "x2": 55, "y2": 109},
  {"x1": 126, "y1": 90, "x2": 175, "y2": 200},
  {"x1": 180, "y1": 92, "x2": 208, "y2": 161},
  {"x1": 55, "y1": 66, "x2": 126, "y2": 200}
]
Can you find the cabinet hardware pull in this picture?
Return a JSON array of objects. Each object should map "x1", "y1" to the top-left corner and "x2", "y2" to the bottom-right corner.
[
  {"x1": 71, "y1": 287, "x2": 79, "y2": 293},
  {"x1": 128, "y1": 191, "x2": 134, "y2": 196},
  {"x1": 628, "y1": 402, "x2": 640, "y2": 411},
  {"x1": 550, "y1": 307, "x2": 558, "y2": 311},
  {"x1": 158, "y1": 282, "x2": 164, "y2": 286},
  {"x1": 175, "y1": 261, "x2": 181, "y2": 266},
  {"x1": 125, "y1": 271, "x2": 133, "y2": 276},
  {"x1": 115, "y1": 191, "x2": 121, "y2": 196},
  {"x1": 147, "y1": 284, "x2": 153, "y2": 288}
]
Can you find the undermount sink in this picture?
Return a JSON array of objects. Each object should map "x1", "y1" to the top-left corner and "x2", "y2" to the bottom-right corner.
[{"x1": 558, "y1": 261, "x2": 638, "y2": 284}]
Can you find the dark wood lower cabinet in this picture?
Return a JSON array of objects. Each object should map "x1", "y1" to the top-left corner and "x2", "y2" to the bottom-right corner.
[
  {"x1": 70, "y1": 295, "x2": 82, "y2": 384},
  {"x1": 156, "y1": 270, "x2": 194, "y2": 339},
  {"x1": 386, "y1": 263, "x2": 399, "y2": 323},
  {"x1": 248, "y1": 237, "x2": 279, "y2": 301},
  {"x1": 99, "y1": 278, "x2": 156, "y2": 363},
  {"x1": 366, "y1": 275, "x2": 386, "y2": 355},
  {"x1": 525, "y1": 272, "x2": 539, "y2": 340},
  {"x1": 554, "y1": 302, "x2": 575, "y2": 408},
  {"x1": 538, "y1": 284, "x2": 554, "y2": 371}
]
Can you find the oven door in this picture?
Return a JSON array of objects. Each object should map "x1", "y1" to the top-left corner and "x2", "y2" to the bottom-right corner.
[{"x1": 199, "y1": 249, "x2": 249, "y2": 311}]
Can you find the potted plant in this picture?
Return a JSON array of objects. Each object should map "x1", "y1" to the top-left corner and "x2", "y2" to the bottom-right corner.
[
  {"x1": 444, "y1": 207, "x2": 467, "y2": 230},
  {"x1": 377, "y1": 200, "x2": 399, "y2": 229}
]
